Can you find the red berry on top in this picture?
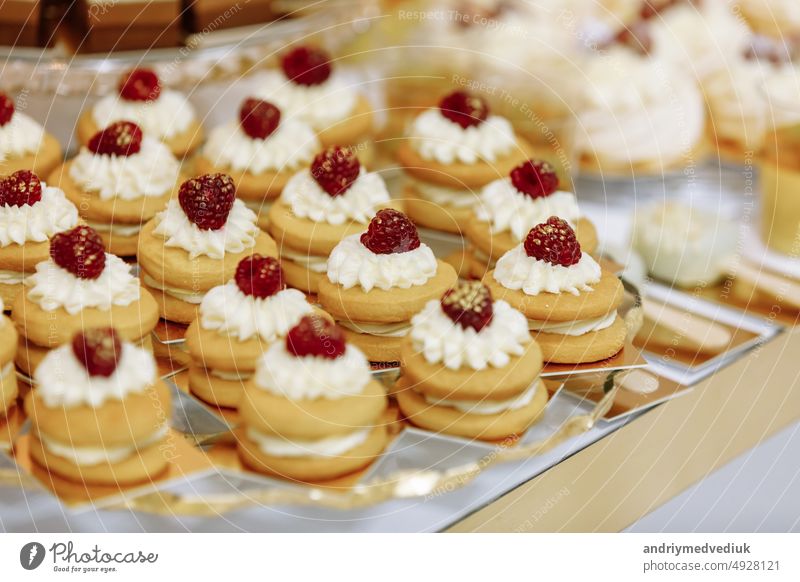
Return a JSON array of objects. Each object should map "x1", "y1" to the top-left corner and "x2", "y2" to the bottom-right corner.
[
  {"x1": 510, "y1": 159, "x2": 559, "y2": 199},
  {"x1": 239, "y1": 97, "x2": 281, "y2": 140},
  {"x1": 178, "y1": 173, "x2": 236, "y2": 231},
  {"x1": 438, "y1": 90, "x2": 489, "y2": 129},
  {"x1": 281, "y1": 46, "x2": 332, "y2": 86},
  {"x1": 360, "y1": 208, "x2": 421, "y2": 255},
  {"x1": 524, "y1": 216, "x2": 582, "y2": 267},
  {"x1": 118, "y1": 68, "x2": 161, "y2": 102},
  {"x1": 311, "y1": 146, "x2": 360, "y2": 196},
  {"x1": 441, "y1": 281, "x2": 494, "y2": 332},
  {"x1": 234, "y1": 254, "x2": 284, "y2": 298},
  {"x1": 285, "y1": 314, "x2": 346, "y2": 360},
  {"x1": 87, "y1": 121, "x2": 143, "y2": 157},
  {"x1": 72, "y1": 327, "x2": 121, "y2": 377},
  {"x1": 0, "y1": 92, "x2": 14, "y2": 126},
  {"x1": 50, "y1": 225, "x2": 106, "y2": 280},
  {"x1": 0, "y1": 170, "x2": 42, "y2": 207}
]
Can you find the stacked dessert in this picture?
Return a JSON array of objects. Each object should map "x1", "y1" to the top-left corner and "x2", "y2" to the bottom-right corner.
[
  {"x1": 318, "y1": 209, "x2": 457, "y2": 363},
  {"x1": 0, "y1": 91, "x2": 62, "y2": 177},
  {"x1": 25, "y1": 327, "x2": 172, "y2": 485},
  {"x1": 0, "y1": 298, "x2": 17, "y2": 417},
  {"x1": 465, "y1": 158, "x2": 598, "y2": 278},
  {"x1": 396, "y1": 281, "x2": 548, "y2": 441},
  {"x1": 267, "y1": 146, "x2": 396, "y2": 293},
  {"x1": 238, "y1": 315, "x2": 388, "y2": 482},
  {"x1": 50, "y1": 120, "x2": 184, "y2": 256},
  {"x1": 137, "y1": 173, "x2": 277, "y2": 324},
  {"x1": 13, "y1": 225, "x2": 159, "y2": 377},
  {"x1": 185, "y1": 255, "x2": 318, "y2": 409},
  {"x1": 0, "y1": 170, "x2": 79, "y2": 306},
  {"x1": 77, "y1": 68, "x2": 203, "y2": 158},
  {"x1": 485, "y1": 218, "x2": 626, "y2": 364},
  {"x1": 397, "y1": 89, "x2": 531, "y2": 234},
  {"x1": 255, "y1": 46, "x2": 375, "y2": 160}
]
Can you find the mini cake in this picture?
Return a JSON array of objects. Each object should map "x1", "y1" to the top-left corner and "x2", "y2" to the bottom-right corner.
[
  {"x1": 396, "y1": 281, "x2": 548, "y2": 441},
  {"x1": 237, "y1": 315, "x2": 388, "y2": 482},
  {"x1": 185, "y1": 254, "x2": 319, "y2": 408},
  {"x1": 0, "y1": 298, "x2": 18, "y2": 417},
  {"x1": 13, "y1": 225, "x2": 159, "y2": 377},
  {"x1": 267, "y1": 145, "x2": 397, "y2": 293},
  {"x1": 0, "y1": 170, "x2": 80, "y2": 306},
  {"x1": 465, "y1": 159, "x2": 598, "y2": 277},
  {"x1": 318, "y1": 209, "x2": 458, "y2": 362},
  {"x1": 50, "y1": 121, "x2": 183, "y2": 256},
  {"x1": 77, "y1": 68, "x2": 203, "y2": 158},
  {"x1": 255, "y1": 46, "x2": 374, "y2": 156},
  {"x1": 484, "y1": 217, "x2": 626, "y2": 364},
  {"x1": 0, "y1": 91, "x2": 62, "y2": 177},
  {"x1": 397, "y1": 89, "x2": 532, "y2": 234},
  {"x1": 24, "y1": 328, "x2": 172, "y2": 485},
  {"x1": 196, "y1": 97, "x2": 320, "y2": 228},
  {"x1": 137, "y1": 173, "x2": 278, "y2": 324}
]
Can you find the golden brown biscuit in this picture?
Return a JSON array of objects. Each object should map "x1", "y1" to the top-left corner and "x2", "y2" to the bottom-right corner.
[
  {"x1": 195, "y1": 155, "x2": 298, "y2": 202},
  {"x1": 188, "y1": 366, "x2": 248, "y2": 409},
  {"x1": 484, "y1": 269, "x2": 624, "y2": 322},
  {"x1": 77, "y1": 110, "x2": 204, "y2": 159},
  {"x1": 318, "y1": 260, "x2": 457, "y2": 324},
  {"x1": 0, "y1": 239, "x2": 51, "y2": 273},
  {"x1": 237, "y1": 424, "x2": 388, "y2": 482},
  {"x1": 533, "y1": 315, "x2": 627, "y2": 364},
  {"x1": 239, "y1": 379, "x2": 387, "y2": 440},
  {"x1": 0, "y1": 283, "x2": 22, "y2": 310},
  {"x1": 0, "y1": 371, "x2": 17, "y2": 416},
  {"x1": 340, "y1": 329, "x2": 405, "y2": 363},
  {"x1": 396, "y1": 137, "x2": 533, "y2": 189},
  {"x1": 0, "y1": 315, "x2": 18, "y2": 414},
  {"x1": 402, "y1": 186, "x2": 474, "y2": 234},
  {"x1": 139, "y1": 279, "x2": 200, "y2": 325},
  {"x1": 280, "y1": 259, "x2": 325, "y2": 294},
  {"x1": 0, "y1": 133, "x2": 63, "y2": 178},
  {"x1": 399, "y1": 337, "x2": 542, "y2": 401},
  {"x1": 136, "y1": 219, "x2": 278, "y2": 292},
  {"x1": 316, "y1": 95, "x2": 374, "y2": 148},
  {"x1": 396, "y1": 378, "x2": 548, "y2": 441}
]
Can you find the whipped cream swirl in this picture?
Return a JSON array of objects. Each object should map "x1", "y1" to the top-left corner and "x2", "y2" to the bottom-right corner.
[
  {"x1": 92, "y1": 90, "x2": 196, "y2": 140},
  {"x1": 409, "y1": 108, "x2": 516, "y2": 165},
  {"x1": 494, "y1": 245, "x2": 601, "y2": 296},
  {"x1": 69, "y1": 137, "x2": 180, "y2": 200},
  {"x1": 476, "y1": 179, "x2": 581, "y2": 240},
  {"x1": 283, "y1": 168, "x2": 390, "y2": 225},
  {"x1": 247, "y1": 426, "x2": 370, "y2": 458},
  {"x1": 200, "y1": 282, "x2": 312, "y2": 342},
  {"x1": 34, "y1": 340, "x2": 157, "y2": 408},
  {"x1": 528, "y1": 311, "x2": 616, "y2": 336},
  {"x1": 26, "y1": 254, "x2": 141, "y2": 315},
  {"x1": 202, "y1": 118, "x2": 319, "y2": 175},
  {"x1": 410, "y1": 299, "x2": 530, "y2": 370},
  {"x1": 153, "y1": 199, "x2": 259, "y2": 260},
  {"x1": 254, "y1": 341, "x2": 371, "y2": 401},
  {"x1": 0, "y1": 111, "x2": 44, "y2": 160},
  {"x1": 0, "y1": 184, "x2": 79, "y2": 247},
  {"x1": 327, "y1": 234, "x2": 438, "y2": 292}
]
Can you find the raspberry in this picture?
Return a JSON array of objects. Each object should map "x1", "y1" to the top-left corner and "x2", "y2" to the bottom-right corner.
[
  {"x1": 524, "y1": 216, "x2": 582, "y2": 267},
  {"x1": 0, "y1": 92, "x2": 14, "y2": 126},
  {"x1": 360, "y1": 208, "x2": 421, "y2": 255},
  {"x1": 87, "y1": 121, "x2": 143, "y2": 156},
  {"x1": 285, "y1": 315, "x2": 346, "y2": 360},
  {"x1": 311, "y1": 146, "x2": 360, "y2": 196},
  {"x1": 234, "y1": 254, "x2": 284, "y2": 298},
  {"x1": 510, "y1": 159, "x2": 559, "y2": 199},
  {"x1": 438, "y1": 90, "x2": 489, "y2": 129},
  {"x1": 0, "y1": 170, "x2": 42, "y2": 207},
  {"x1": 441, "y1": 281, "x2": 494, "y2": 332},
  {"x1": 72, "y1": 327, "x2": 121, "y2": 377},
  {"x1": 50, "y1": 225, "x2": 106, "y2": 280},
  {"x1": 239, "y1": 98, "x2": 281, "y2": 140},
  {"x1": 118, "y1": 68, "x2": 161, "y2": 102},
  {"x1": 281, "y1": 46, "x2": 332, "y2": 86},
  {"x1": 178, "y1": 173, "x2": 236, "y2": 231}
]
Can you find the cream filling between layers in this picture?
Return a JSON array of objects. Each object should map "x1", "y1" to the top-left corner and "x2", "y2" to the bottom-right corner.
[
  {"x1": 141, "y1": 273, "x2": 205, "y2": 304},
  {"x1": 527, "y1": 311, "x2": 617, "y2": 336},
  {"x1": 37, "y1": 424, "x2": 169, "y2": 466},
  {"x1": 246, "y1": 426, "x2": 371, "y2": 458},
  {"x1": 409, "y1": 179, "x2": 477, "y2": 209},
  {"x1": 209, "y1": 368, "x2": 252, "y2": 381},
  {"x1": 85, "y1": 220, "x2": 143, "y2": 237},
  {"x1": 423, "y1": 380, "x2": 540, "y2": 415},
  {"x1": 0, "y1": 269, "x2": 27, "y2": 285},
  {"x1": 338, "y1": 320, "x2": 411, "y2": 338},
  {"x1": 279, "y1": 246, "x2": 328, "y2": 273}
]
